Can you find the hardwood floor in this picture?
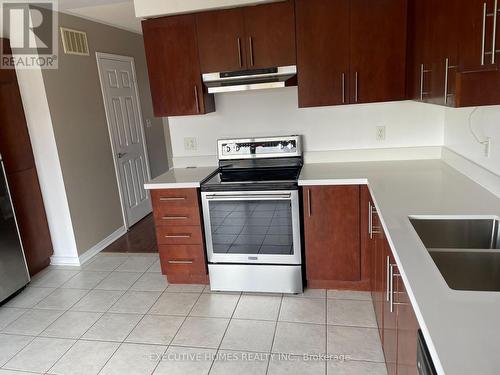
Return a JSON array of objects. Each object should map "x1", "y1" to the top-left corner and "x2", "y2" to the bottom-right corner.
[{"x1": 103, "y1": 214, "x2": 158, "y2": 253}]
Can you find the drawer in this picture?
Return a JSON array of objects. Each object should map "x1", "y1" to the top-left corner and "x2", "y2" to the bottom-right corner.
[
  {"x1": 152, "y1": 188, "x2": 199, "y2": 208},
  {"x1": 159, "y1": 244, "x2": 207, "y2": 276},
  {"x1": 156, "y1": 225, "x2": 203, "y2": 245},
  {"x1": 153, "y1": 205, "x2": 201, "y2": 226}
]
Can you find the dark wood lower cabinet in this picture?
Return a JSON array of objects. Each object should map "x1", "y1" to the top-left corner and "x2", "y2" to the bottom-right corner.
[
  {"x1": 369, "y1": 196, "x2": 420, "y2": 375},
  {"x1": 384, "y1": 247, "x2": 398, "y2": 375},
  {"x1": 7, "y1": 168, "x2": 53, "y2": 276},
  {"x1": 0, "y1": 38, "x2": 53, "y2": 276},
  {"x1": 396, "y1": 275, "x2": 420, "y2": 375},
  {"x1": 151, "y1": 188, "x2": 208, "y2": 284},
  {"x1": 303, "y1": 185, "x2": 361, "y2": 288}
]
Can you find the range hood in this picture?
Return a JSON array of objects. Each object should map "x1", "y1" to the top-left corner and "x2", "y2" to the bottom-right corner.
[{"x1": 202, "y1": 66, "x2": 297, "y2": 94}]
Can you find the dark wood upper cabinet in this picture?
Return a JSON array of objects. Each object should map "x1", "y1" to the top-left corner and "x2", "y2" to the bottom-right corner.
[
  {"x1": 458, "y1": 0, "x2": 497, "y2": 72},
  {"x1": 196, "y1": 8, "x2": 247, "y2": 73},
  {"x1": 296, "y1": 0, "x2": 350, "y2": 107},
  {"x1": 304, "y1": 185, "x2": 361, "y2": 285},
  {"x1": 142, "y1": 15, "x2": 215, "y2": 117},
  {"x1": 350, "y1": 0, "x2": 408, "y2": 104},
  {"x1": 243, "y1": 0, "x2": 296, "y2": 69},
  {"x1": 196, "y1": 1, "x2": 295, "y2": 73}
]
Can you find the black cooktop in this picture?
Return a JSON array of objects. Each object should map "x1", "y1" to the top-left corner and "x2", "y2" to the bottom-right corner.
[{"x1": 201, "y1": 157, "x2": 302, "y2": 192}]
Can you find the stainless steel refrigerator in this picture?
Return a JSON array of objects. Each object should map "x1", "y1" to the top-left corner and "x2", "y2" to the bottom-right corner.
[{"x1": 0, "y1": 156, "x2": 30, "y2": 304}]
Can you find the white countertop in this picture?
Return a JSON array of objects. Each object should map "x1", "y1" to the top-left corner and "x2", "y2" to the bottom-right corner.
[
  {"x1": 300, "y1": 160, "x2": 500, "y2": 375},
  {"x1": 144, "y1": 167, "x2": 217, "y2": 189}
]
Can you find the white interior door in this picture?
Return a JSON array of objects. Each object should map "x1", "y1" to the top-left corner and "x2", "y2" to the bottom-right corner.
[{"x1": 97, "y1": 53, "x2": 152, "y2": 228}]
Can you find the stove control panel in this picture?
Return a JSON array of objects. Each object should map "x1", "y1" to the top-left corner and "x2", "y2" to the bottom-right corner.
[{"x1": 218, "y1": 136, "x2": 302, "y2": 160}]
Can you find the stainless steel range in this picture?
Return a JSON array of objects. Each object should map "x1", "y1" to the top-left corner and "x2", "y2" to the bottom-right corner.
[{"x1": 201, "y1": 135, "x2": 303, "y2": 294}]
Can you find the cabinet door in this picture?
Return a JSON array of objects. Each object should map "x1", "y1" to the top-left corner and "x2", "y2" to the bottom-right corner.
[
  {"x1": 373, "y1": 211, "x2": 386, "y2": 342},
  {"x1": 396, "y1": 276, "x2": 420, "y2": 375},
  {"x1": 350, "y1": 0, "x2": 407, "y2": 104},
  {"x1": 0, "y1": 81, "x2": 35, "y2": 174},
  {"x1": 304, "y1": 186, "x2": 361, "y2": 282},
  {"x1": 458, "y1": 0, "x2": 498, "y2": 72},
  {"x1": 427, "y1": 0, "x2": 459, "y2": 106},
  {"x1": 406, "y1": 0, "x2": 433, "y2": 101},
  {"x1": 7, "y1": 168, "x2": 53, "y2": 276},
  {"x1": 142, "y1": 15, "x2": 215, "y2": 117},
  {"x1": 383, "y1": 244, "x2": 397, "y2": 375},
  {"x1": 243, "y1": 0, "x2": 296, "y2": 69},
  {"x1": 296, "y1": 0, "x2": 350, "y2": 107},
  {"x1": 196, "y1": 8, "x2": 247, "y2": 73}
]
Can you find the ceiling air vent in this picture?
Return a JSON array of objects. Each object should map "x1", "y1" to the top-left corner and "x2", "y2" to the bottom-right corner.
[{"x1": 60, "y1": 27, "x2": 89, "y2": 56}]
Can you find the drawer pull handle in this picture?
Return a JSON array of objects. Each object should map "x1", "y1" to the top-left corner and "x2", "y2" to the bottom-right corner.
[
  {"x1": 160, "y1": 197, "x2": 186, "y2": 201},
  {"x1": 162, "y1": 216, "x2": 189, "y2": 220},
  {"x1": 168, "y1": 259, "x2": 194, "y2": 264},
  {"x1": 165, "y1": 234, "x2": 191, "y2": 238}
]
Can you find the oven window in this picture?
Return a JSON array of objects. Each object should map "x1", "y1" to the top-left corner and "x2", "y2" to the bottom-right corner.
[{"x1": 209, "y1": 200, "x2": 293, "y2": 255}]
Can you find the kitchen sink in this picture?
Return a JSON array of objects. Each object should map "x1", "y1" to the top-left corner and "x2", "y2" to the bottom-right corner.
[{"x1": 410, "y1": 218, "x2": 500, "y2": 291}]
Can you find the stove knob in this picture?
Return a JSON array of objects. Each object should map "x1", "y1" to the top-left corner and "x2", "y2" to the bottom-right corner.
[
  {"x1": 235, "y1": 145, "x2": 240, "y2": 151},
  {"x1": 278, "y1": 142, "x2": 284, "y2": 150},
  {"x1": 287, "y1": 142, "x2": 293, "y2": 149},
  {"x1": 226, "y1": 146, "x2": 231, "y2": 153}
]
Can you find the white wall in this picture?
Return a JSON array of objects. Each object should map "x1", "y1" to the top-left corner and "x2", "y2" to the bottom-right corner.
[
  {"x1": 444, "y1": 106, "x2": 500, "y2": 175},
  {"x1": 168, "y1": 87, "x2": 445, "y2": 166}
]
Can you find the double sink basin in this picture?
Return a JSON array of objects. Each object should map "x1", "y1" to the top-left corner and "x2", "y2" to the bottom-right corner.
[{"x1": 410, "y1": 217, "x2": 500, "y2": 292}]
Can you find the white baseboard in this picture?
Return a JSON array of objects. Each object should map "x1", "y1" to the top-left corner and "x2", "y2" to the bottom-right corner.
[
  {"x1": 442, "y1": 147, "x2": 500, "y2": 199},
  {"x1": 50, "y1": 226, "x2": 127, "y2": 267}
]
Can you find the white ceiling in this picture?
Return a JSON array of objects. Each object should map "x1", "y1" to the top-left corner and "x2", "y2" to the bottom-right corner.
[
  {"x1": 60, "y1": 0, "x2": 280, "y2": 35},
  {"x1": 61, "y1": 0, "x2": 142, "y2": 34}
]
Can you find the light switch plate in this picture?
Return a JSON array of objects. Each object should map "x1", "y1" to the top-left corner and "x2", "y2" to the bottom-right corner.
[{"x1": 184, "y1": 137, "x2": 197, "y2": 151}]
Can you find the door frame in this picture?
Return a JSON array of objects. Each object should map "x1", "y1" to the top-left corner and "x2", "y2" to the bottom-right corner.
[{"x1": 96, "y1": 52, "x2": 152, "y2": 230}]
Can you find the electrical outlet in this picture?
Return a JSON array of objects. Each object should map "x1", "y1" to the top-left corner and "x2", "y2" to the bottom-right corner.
[
  {"x1": 145, "y1": 119, "x2": 152, "y2": 128},
  {"x1": 184, "y1": 137, "x2": 197, "y2": 151},
  {"x1": 376, "y1": 126, "x2": 386, "y2": 141},
  {"x1": 484, "y1": 137, "x2": 491, "y2": 157}
]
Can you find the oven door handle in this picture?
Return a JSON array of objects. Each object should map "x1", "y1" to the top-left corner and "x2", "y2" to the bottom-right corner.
[{"x1": 205, "y1": 193, "x2": 292, "y2": 200}]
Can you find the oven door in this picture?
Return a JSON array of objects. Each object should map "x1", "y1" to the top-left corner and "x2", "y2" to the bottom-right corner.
[{"x1": 201, "y1": 190, "x2": 301, "y2": 265}]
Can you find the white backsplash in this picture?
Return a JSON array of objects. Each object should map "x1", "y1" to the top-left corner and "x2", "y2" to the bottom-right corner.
[{"x1": 167, "y1": 87, "x2": 445, "y2": 167}]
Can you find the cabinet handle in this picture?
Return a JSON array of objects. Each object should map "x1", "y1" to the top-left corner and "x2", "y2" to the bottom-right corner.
[
  {"x1": 162, "y1": 216, "x2": 188, "y2": 220},
  {"x1": 160, "y1": 197, "x2": 186, "y2": 201},
  {"x1": 307, "y1": 189, "x2": 312, "y2": 217},
  {"x1": 420, "y1": 64, "x2": 432, "y2": 101},
  {"x1": 249, "y1": 36, "x2": 254, "y2": 66},
  {"x1": 165, "y1": 234, "x2": 191, "y2": 238},
  {"x1": 354, "y1": 71, "x2": 359, "y2": 102},
  {"x1": 492, "y1": 0, "x2": 498, "y2": 64},
  {"x1": 237, "y1": 37, "x2": 242, "y2": 67},
  {"x1": 386, "y1": 256, "x2": 391, "y2": 302},
  {"x1": 444, "y1": 58, "x2": 458, "y2": 105},
  {"x1": 168, "y1": 259, "x2": 194, "y2": 264},
  {"x1": 341, "y1": 73, "x2": 346, "y2": 104},
  {"x1": 391, "y1": 268, "x2": 409, "y2": 310},
  {"x1": 368, "y1": 202, "x2": 373, "y2": 238},
  {"x1": 482, "y1": 2, "x2": 487, "y2": 65},
  {"x1": 194, "y1": 85, "x2": 200, "y2": 113}
]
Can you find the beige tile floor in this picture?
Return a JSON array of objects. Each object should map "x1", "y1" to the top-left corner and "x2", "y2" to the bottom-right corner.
[{"x1": 0, "y1": 253, "x2": 387, "y2": 375}]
